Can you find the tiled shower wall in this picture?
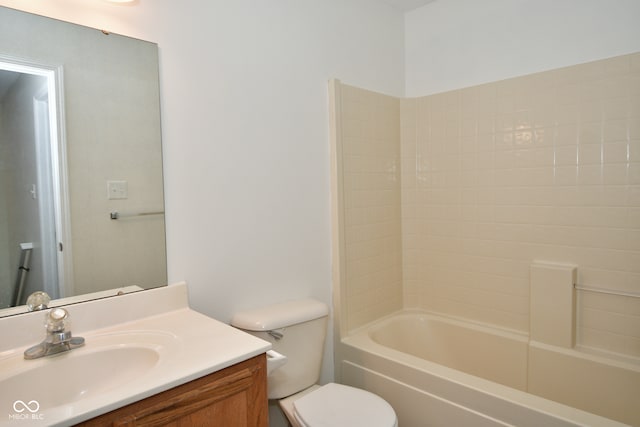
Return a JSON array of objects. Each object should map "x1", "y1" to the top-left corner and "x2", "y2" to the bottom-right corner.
[
  {"x1": 339, "y1": 84, "x2": 403, "y2": 332},
  {"x1": 337, "y1": 52, "x2": 640, "y2": 357},
  {"x1": 401, "y1": 53, "x2": 640, "y2": 357}
]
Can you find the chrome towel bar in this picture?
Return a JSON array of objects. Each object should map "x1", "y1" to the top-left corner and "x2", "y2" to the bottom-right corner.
[
  {"x1": 574, "y1": 284, "x2": 640, "y2": 299},
  {"x1": 110, "y1": 210, "x2": 164, "y2": 220}
]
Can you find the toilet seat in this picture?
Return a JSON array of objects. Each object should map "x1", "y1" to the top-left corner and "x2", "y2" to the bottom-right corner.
[{"x1": 292, "y1": 383, "x2": 397, "y2": 427}]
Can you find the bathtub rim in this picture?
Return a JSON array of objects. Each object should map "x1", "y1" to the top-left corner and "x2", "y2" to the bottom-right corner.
[
  {"x1": 364, "y1": 308, "x2": 530, "y2": 344},
  {"x1": 339, "y1": 309, "x2": 631, "y2": 427},
  {"x1": 358, "y1": 308, "x2": 640, "y2": 371}
]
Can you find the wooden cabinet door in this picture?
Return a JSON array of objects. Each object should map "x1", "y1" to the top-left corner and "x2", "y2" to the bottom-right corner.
[{"x1": 79, "y1": 354, "x2": 268, "y2": 427}]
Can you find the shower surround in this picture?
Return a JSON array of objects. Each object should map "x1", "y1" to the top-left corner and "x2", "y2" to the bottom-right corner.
[
  {"x1": 334, "y1": 51, "x2": 640, "y2": 357},
  {"x1": 331, "y1": 51, "x2": 640, "y2": 425},
  {"x1": 400, "y1": 53, "x2": 640, "y2": 357}
]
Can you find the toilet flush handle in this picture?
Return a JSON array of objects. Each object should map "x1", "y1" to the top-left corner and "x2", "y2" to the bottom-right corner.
[{"x1": 267, "y1": 328, "x2": 285, "y2": 340}]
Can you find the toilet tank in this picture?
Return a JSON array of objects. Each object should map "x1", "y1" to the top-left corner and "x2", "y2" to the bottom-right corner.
[{"x1": 231, "y1": 299, "x2": 329, "y2": 399}]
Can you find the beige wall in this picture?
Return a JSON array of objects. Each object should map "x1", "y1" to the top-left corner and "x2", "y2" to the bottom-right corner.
[
  {"x1": 335, "y1": 82, "x2": 403, "y2": 332},
  {"x1": 401, "y1": 53, "x2": 640, "y2": 357}
]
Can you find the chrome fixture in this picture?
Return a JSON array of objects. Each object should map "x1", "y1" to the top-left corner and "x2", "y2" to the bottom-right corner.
[
  {"x1": 11, "y1": 243, "x2": 33, "y2": 307},
  {"x1": 24, "y1": 308, "x2": 85, "y2": 359},
  {"x1": 110, "y1": 210, "x2": 165, "y2": 220},
  {"x1": 267, "y1": 329, "x2": 285, "y2": 341},
  {"x1": 573, "y1": 283, "x2": 640, "y2": 299}
]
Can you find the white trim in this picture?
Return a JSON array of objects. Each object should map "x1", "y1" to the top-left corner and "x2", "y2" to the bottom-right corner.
[
  {"x1": 33, "y1": 85, "x2": 58, "y2": 298},
  {"x1": 49, "y1": 63, "x2": 74, "y2": 298}
]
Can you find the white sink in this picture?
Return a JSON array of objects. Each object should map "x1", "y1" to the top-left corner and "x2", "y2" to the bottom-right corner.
[
  {"x1": 0, "y1": 331, "x2": 173, "y2": 413},
  {"x1": 0, "y1": 282, "x2": 271, "y2": 427}
]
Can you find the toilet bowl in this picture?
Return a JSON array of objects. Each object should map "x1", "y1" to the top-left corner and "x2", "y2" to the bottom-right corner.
[{"x1": 231, "y1": 299, "x2": 397, "y2": 427}]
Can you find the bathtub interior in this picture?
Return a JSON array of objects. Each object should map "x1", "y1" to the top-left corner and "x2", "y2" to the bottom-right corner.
[
  {"x1": 341, "y1": 311, "x2": 640, "y2": 427},
  {"x1": 369, "y1": 313, "x2": 529, "y2": 390}
]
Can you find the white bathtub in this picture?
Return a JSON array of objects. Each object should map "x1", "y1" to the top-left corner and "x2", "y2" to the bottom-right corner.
[{"x1": 339, "y1": 311, "x2": 640, "y2": 427}]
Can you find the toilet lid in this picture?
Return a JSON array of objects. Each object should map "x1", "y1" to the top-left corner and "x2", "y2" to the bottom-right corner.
[{"x1": 293, "y1": 383, "x2": 397, "y2": 427}]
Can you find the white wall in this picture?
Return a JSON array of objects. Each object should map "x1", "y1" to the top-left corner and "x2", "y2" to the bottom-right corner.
[
  {"x1": 0, "y1": 0, "x2": 404, "y2": 388},
  {"x1": 405, "y1": 0, "x2": 640, "y2": 96}
]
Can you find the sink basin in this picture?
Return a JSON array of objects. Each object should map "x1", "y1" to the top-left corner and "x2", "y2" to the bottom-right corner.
[{"x1": 0, "y1": 331, "x2": 174, "y2": 413}]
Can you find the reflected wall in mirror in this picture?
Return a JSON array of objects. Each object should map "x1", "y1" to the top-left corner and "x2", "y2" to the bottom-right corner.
[{"x1": 0, "y1": 6, "x2": 166, "y2": 316}]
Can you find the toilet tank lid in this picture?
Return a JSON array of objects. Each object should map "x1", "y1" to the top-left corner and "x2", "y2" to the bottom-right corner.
[{"x1": 231, "y1": 298, "x2": 329, "y2": 331}]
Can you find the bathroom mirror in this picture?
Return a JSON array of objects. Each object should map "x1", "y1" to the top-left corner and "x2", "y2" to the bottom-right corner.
[{"x1": 0, "y1": 6, "x2": 166, "y2": 316}]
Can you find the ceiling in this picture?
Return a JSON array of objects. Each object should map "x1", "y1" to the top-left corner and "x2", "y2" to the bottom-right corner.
[{"x1": 377, "y1": 0, "x2": 437, "y2": 12}]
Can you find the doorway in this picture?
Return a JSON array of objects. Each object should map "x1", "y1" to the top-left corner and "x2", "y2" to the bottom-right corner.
[{"x1": 0, "y1": 58, "x2": 70, "y2": 307}]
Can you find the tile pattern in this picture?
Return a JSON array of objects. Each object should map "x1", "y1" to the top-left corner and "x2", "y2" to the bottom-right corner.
[
  {"x1": 401, "y1": 53, "x2": 640, "y2": 356},
  {"x1": 340, "y1": 84, "x2": 403, "y2": 331}
]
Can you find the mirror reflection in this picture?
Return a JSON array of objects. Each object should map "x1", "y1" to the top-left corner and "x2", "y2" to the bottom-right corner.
[{"x1": 0, "y1": 6, "x2": 166, "y2": 316}]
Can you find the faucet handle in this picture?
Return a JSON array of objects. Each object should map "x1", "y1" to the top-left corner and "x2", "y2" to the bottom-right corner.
[
  {"x1": 46, "y1": 308, "x2": 69, "y2": 333},
  {"x1": 26, "y1": 291, "x2": 51, "y2": 311}
]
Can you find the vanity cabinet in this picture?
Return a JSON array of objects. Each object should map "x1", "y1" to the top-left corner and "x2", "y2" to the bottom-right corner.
[{"x1": 79, "y1": 354, "x2": 268, "y2": 427}]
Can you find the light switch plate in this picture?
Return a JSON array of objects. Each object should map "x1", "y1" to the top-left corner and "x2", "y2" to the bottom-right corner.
[{"x1": 107, "y1": 180, "x2": 128, "y2": 200}]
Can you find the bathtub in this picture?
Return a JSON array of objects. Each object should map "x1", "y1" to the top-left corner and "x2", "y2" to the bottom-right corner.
[{"x1": 339, "y1": 311, "x2": 640, "y2": 427}]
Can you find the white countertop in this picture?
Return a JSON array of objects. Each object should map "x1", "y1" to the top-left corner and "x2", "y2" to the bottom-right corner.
[{"x1": 0, "y1": 282, "x2": 271, "y2": 426}]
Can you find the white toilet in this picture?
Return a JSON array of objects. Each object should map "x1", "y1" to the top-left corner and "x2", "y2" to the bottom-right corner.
[{"x1": 231, "y1": 298, "x2": 397, "y2": 427}]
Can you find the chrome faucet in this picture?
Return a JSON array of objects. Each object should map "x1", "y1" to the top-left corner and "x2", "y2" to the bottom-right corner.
[{"x1": 24, "y1": 308, "x2": 85, "y2": 360}]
